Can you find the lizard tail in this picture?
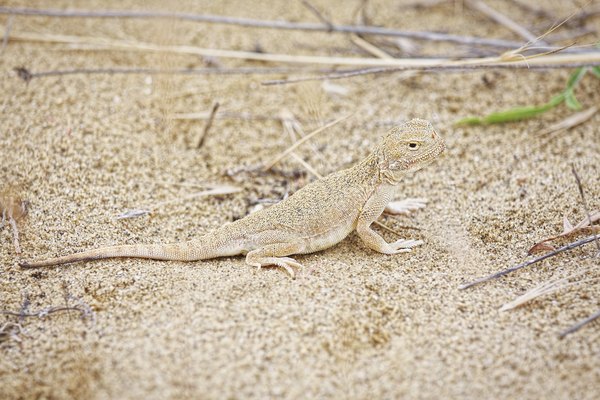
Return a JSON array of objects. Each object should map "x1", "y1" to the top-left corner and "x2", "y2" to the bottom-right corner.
[{"x1": 19, "y1": 239, "x2": 234, "y2": 269}]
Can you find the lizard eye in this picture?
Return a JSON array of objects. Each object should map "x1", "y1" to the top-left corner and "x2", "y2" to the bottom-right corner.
[{"x1": 408, "y1": 142, "x2": 420, "y2": 150}]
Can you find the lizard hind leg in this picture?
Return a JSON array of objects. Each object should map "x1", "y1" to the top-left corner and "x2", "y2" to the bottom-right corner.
[{"x1": 245, "y1": 242, "x2": 305, "y2": 279}]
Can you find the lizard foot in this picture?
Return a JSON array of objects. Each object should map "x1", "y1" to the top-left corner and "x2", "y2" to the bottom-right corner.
[
  {"x1": 247, "y1": 257, "x2": 304, "y2": 279},
  {"x1": 384, "y1": 198, "x2": 428, "y2": 215},
  {"x1": 391, "y1": 239, "x2": 423, "y2": 251}
]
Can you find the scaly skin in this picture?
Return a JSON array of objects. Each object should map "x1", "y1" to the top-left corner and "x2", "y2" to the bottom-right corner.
[{"x1": 19, "y1": 119, "x2": 445, "y2": 277}]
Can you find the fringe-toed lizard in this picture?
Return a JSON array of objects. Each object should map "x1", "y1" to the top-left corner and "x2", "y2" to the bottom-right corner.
[{"x1": 20, "y1": 119, "x2": 445, "y2": 277}]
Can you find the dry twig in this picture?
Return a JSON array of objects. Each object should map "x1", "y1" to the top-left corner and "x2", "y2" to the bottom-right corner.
[
  {"x1": 301, "y1": 0, "x2": 334, "y2": 31},
  {"x1": 0, "y1": 6, "x2": 525, "y2": 49},
  {"x1": 559, "y1": 309, "x2": 600, "y2": 338},
  {"x1": 12, "y1": 66, "x2": 338, "y2": 82},
  {"x1": 528, "y1": 210, "x2": 600, "y2": 253},
  {"x1": 0, "y1": 306, "x2": 87, "y2": 318},
  {"x1": 459, "y1": 234, "x2": 600, "y2": 289},
  {"x1": 262, "y1": 60, "x2": 600, "y2": 85},
  {"x1": 571, "y1": 164, "x2": 600, "y2": 254},
  {"x1": 197, "y1": 102, "x2": 220, "y2": 149}
]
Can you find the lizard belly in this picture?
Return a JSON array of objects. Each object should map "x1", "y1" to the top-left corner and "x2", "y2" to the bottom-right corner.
[{"x1": 300, "y1": 216, "x2": 357, "y2": 254}]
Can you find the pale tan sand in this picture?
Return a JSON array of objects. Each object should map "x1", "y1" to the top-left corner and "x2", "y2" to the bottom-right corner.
[{"x1": 1, "y1": 0, "x2": 599, "y2": 399}]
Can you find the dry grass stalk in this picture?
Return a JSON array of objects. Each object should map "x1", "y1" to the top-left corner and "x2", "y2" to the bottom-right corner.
[
  {"x1": 466, "y1": 0, "x2": 540, "y2": 42},
  {"x1": 537, "y1": 105, "x2": 598, "y2": 136},
  {"x1": 500, "y1": 267, "x2": 599, "y2": 311},
  {"x1": 8, "y1": 30, "x2": 600, "y2": 68},
  {"x1": 263, "y1": 114, "x2": 351, "y2": 171},
  {"x1": 350, "y1": 35, "x2": 394, "y2": 59},
  {"x1": 290, "y1": 153, "x2": 323, "y2": 179},
  {"x1": 1, "y1": 15, "x2": 13, "y2": 53}
]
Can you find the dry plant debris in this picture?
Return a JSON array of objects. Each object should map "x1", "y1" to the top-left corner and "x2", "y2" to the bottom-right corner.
[
  {"x1": 536, "y1": 105, "x2": 599, "y2": 137},
  {"x1": 528, "y1": 210, "x2": 600, "y2": 254},
  {"x1": 500, "y1": 266, "x2": 599, "y2": 311},
  {"x1": 0, "y1": 186, "x2": 28, "y2": 254}
]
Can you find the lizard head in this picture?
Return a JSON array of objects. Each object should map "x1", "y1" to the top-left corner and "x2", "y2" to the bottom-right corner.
[{"x1": 377, "y1": 118, "x2": 445, "y2": 183}]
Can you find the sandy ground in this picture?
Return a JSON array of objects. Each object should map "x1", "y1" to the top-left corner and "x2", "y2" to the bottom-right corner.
[{"x1": 1, "y1": 0, "x2": 599, "y2": 399}]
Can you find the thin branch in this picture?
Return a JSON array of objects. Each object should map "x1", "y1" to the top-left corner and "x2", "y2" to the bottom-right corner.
[
  {"x1": 0, "y1": 306, "x2": 87, "y2": 318},
  {"x1": 466, "y1": 0, "x2": 541, "y2": 43},
  {"x1": 301, "y1": 0, "x2": 334, "y2": 31},
  {"x1": 263, "y1": 114, "x2": 351, "y2": 171},
  {"x1": 571, "y1": 164, "x2": 600, "y2": 254},
  {"x1": 0, "y1": 6, "x2": 526, "y2": 49},
  {"x1": 11, "y1": 66, "x2": 339, "y2": 82},
  {"x1": 459, "y1": 234, "x2": 600, "y2": 290},
  {"x1": 559, "y1": 309, "x2": 600, "y2": 338},
  {"x1": 262, "y1": 60, "x2": 600, "y2": 85},
  {"x1": 197, "y1": 102, "x2": 220, "y2": 149}
]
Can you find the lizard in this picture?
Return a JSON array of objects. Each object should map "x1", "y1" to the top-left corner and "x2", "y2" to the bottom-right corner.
[{"x1": 19, "y1": 118, "x2": 445, "y2": 278}]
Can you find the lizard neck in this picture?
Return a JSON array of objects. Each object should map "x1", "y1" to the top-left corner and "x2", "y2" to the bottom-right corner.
[{"x1": 352, "y1": 148, "x2": 403, "y2": 188}]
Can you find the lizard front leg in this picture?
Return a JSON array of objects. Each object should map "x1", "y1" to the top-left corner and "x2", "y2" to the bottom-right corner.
[
  {"x1": 245, "y1": 242, "x2": 305, "y2": 278},
  {"x1": 356, "y1": 191, "x2": 423, "y2": 254},
  {"x1": 384, "y1": 198, "x2": 428, "y2": 215}
]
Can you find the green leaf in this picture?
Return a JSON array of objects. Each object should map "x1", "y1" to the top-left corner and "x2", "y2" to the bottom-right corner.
[
  {"x1": 565, "y1": 67, "x2": 586, "y2": 91},
  {"x1": 454, "y1": 68, "x2": 588, "y2": 126},
  {"x1": 564, "y1": 91, "x2": 582, "y2": 110},
  {"x1": 592, "y1": 66, "x2": 600, "y2": 79},
  {"x1": 454, "y1": 94, "x2": 565, "y2": 126}
]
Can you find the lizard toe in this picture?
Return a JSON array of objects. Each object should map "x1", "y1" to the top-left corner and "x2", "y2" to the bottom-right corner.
[{"x1": 391, "y1": 239, "x2": 423, "y2": 250}]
